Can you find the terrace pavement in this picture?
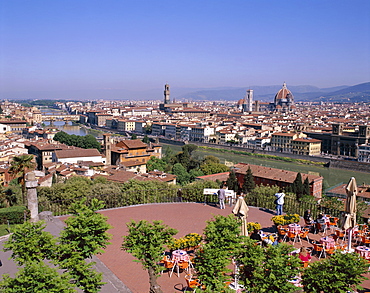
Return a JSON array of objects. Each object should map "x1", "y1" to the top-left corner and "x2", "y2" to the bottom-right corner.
[{"x1": 1, "y1": 202, "x2": 370, "y2": 292}]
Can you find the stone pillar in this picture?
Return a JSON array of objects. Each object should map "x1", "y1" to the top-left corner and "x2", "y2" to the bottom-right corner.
[{"x1": 25, "y1": 171, "x2": 39, "y2": 222}]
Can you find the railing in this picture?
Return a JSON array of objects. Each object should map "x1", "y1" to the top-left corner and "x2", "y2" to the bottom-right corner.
[{"x1": 38, "y1": 188, "x2": 348, "y2": 223}]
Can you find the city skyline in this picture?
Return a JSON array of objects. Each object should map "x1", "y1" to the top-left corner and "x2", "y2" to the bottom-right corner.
[{"x1": 1, "y1": 0, "x2": 369, "y2": 99}]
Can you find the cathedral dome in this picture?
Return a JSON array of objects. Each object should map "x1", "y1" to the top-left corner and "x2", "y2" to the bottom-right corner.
[{"x1": 274, "y1": 82, "x2": 294, "y2": 108}]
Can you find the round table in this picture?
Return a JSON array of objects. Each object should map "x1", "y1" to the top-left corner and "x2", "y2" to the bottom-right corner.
[
  {"x1": 172, "y1": 250, "x2": 189, "y2": 261},
  {"x1": 320, "y1": 236, "x2": 335, "y2": 249},
  {"x1": 288, "y1": 223, "x2": 301, "y2": 233},
  {"x1": 355, "y1": 246, "x2": 370, "y2": 259}
]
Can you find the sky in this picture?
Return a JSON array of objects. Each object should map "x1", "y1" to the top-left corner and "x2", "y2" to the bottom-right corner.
[{"x1": 0, "y1": 0, "x2": 369, "y2": 99}]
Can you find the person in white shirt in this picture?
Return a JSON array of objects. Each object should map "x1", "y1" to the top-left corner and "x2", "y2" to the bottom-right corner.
[{"x1": 274, "y1": 192, "x2": 285, "y2": 215}]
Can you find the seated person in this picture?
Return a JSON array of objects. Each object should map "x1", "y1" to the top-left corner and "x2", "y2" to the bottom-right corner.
[
  {"x1": 298, "y1": 247, "x2": 312, "y2": 262},
  {"x1": 303, "y1": 209, "x2": 313, "y2": 223},
  {"x1": 250, "y1": 229, "x2": 262, "y2": 242}
]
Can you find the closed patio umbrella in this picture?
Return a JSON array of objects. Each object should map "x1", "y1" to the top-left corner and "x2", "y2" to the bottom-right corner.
[
  {"x1": 232, "y1": 196, "x2": 249, "y2": 236},
  {"x1": 342, "y1": 177, "x2": 358, "y2": 252}
]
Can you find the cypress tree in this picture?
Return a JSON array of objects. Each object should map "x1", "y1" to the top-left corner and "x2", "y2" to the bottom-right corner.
[
  {"x1": 226, "y1": 171, "x2": 239, "y2": 192},
  {"x1": 303, "y1": 177, "x2": 311, "y2": 196},
  {"x1": 242, "y1": 167, "x2": 255, "y2": 193},
  {"x1": 292, "y1": 173, "x2": 304, "y2": 200}
]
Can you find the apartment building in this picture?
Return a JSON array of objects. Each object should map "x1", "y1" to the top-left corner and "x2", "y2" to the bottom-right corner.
[
  {"x1": 291, "y1": 137, "x2": 322, "y2": 156},
  {"x1": 270, "y1": 132, "x2": 307, "y2": 152}
]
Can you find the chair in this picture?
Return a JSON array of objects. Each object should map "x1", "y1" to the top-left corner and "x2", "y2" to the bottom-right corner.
[
  {"x1": 335, "y1": 229, "x2": 345, "y2": 243},
  {"x1": 178, "y1": 260, "x2": 189, "y2": 273},
  {"x1": 162, "y1": 257, "x2": 175, "y2": 276},
  {"x1": 302, "y1": 261, "x2": 309, "y2": 268},
  {"x1": 286, "y1": 231, "x2": 301, "y2": 244},
  {"x1": 329, "y1": 217, "x2": 339, "y2": 231},
  {"x1": 360, "y1": 236, "x2": 370, "y2": 247},
  {"x1": 299, "y1": 229, "x2": 310, "y2": 243},
  {"x1": 324, "y1": 247, "x2": 335, "y2": 257},
  {"x1": 184, "y1": 274, "x2": 203, "y2": 292},
  {"x1": 312, "y1": 243, "x2": 325, "y2": 259},
  {"x1": 316, "y1": 222, "x2": 327, "y2": 235}
]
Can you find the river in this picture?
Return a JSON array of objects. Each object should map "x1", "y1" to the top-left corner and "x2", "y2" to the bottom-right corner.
[
  {"x1": 161, "y1": 143, "x2": 370, "y2": 188},
  {"x1": 43, "y1": 121, "x2": 103, "y2": 138}
]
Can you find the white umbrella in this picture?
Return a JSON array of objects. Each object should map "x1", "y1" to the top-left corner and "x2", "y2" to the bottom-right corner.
[
  {"x1": 232, "y1": 196, "x2": 249, "y2": 236},
  {"x1": 342, "y1": 177, "x2": 357, "y2": 252}
]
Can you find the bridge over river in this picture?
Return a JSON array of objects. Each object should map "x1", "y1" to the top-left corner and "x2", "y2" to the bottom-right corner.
[{"x1": 41, "y1": 114, "x2": 79, "y2": 121}]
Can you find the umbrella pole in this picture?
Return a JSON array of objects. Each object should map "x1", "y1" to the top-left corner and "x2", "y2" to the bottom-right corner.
[{"x1": 347, "y1": 228, "x2": 353, "y2": 252}]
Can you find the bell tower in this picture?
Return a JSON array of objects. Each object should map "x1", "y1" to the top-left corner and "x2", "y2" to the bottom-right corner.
[
  {"x1": 103, "y1": 133, "x2": 111, "y2": 165},
  {"x1": 164, "y1": 84, "x2": 170, "y2": 104}
]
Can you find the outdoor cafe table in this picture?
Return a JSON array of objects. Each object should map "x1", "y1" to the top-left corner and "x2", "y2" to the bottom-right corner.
[
  {"x1": 355, "y1": 246, "x2": 370, "y2": 259},
  {"x1": 172, "y1": 250, "x2": 189, "y2": 261},
  {"x1": 320, "y1": 236, "x2": 335, "y2": 249},
  {"x1": 288, "y1": 223, "x2": 301, "y2": 233}
]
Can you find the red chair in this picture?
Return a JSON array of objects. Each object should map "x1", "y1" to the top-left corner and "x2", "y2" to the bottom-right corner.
[{"x1": 312, "y1": 243, "x2": 325, "y2": 259}]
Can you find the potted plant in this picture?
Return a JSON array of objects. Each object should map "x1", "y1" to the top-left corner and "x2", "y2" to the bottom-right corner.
[
  {"x1": 247, "y1": 222, "x2": 262, "y2": 232},
  {"x1": 271, "y1": 214, "x2": 300, "y2": 226}
]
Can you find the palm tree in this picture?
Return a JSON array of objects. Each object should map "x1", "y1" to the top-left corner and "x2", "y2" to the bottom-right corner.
[{"x1": 9, "y1": 154, "x2": 36, "y2": 205}]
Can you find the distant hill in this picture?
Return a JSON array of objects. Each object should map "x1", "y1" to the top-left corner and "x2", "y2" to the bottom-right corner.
[
  {"x1": 176, "y1": 84, "x2": 351, "y2": 102},
  {"x1": 2, "y1": 83, "x2": 369, "y2": 102},
  {"x1": 315, "y1": 82, "x2": 370, "y2": 102},
  {"x1": 176, "y1": 83, "x2": 370, "y2": 103}
]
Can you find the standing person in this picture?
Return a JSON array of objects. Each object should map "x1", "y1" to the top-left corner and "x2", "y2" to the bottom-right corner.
[
  {"x1": 218, "y1": 185, "x2": 226, "y2": 209},
  {"x1": 274, "y1": 192, "x2": 285, "y2": 215}
]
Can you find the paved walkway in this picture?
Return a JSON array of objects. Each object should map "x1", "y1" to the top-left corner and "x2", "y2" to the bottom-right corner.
[{"x1": 2, "y1": 202, "x2": 370, "y2": 292}]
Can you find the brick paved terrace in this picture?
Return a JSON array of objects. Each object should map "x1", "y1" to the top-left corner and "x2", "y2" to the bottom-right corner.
[{"x1": 87, "y1": 202, "x2": 370, "y2": 293}]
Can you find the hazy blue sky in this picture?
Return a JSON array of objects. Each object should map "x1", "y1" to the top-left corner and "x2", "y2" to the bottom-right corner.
[{"x1": 0, "y1": 0, "x2": 369, "y2": 98}]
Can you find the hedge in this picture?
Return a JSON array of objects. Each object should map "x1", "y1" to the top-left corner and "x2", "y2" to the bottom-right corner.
[{"x1": 0, "y1": 206, "x2": 28, "y2": 224}]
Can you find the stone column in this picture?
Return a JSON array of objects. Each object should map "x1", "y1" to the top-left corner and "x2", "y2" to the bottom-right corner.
[{"x1": 25, "y1": 171, "x2": 39, "y2": 222}]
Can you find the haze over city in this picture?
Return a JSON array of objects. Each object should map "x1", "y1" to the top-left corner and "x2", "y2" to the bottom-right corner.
[{"x1": 1, "y1": 0, "x2": 369, "y2": 99}]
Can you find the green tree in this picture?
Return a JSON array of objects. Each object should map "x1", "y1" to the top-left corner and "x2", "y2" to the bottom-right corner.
[
  {"x1": 292, "y1": 173, "x2": 303, "y2": 200},
  {"x1": 172, "y1": 163, "x2": 190, "y2": 185},
  {"x1": 142, "y1": 135, "x2": 150, "y2": 143},
  {"x1": 122, "y1": 220, "x2": 178, "y2": 293},
  {"x1": 3, "y1": 199, "x2": 110, "y2": 293},
  {"x1": 60, "y1": 198, "x2": 112, "y2": 259},
  {"x1": 9, "y1": 154, "x2": 36, "y2": 204},
  {"x1": 242, "y1": 167, "x2": 255, "y2": 193},
  {"x1": 182, "y1": 144, "x2": 198, "y2": 156},
  {"x1": 200, "y1": 162, "x2": 230, "y2": 175},
  {"x1": 189, "y1": 168, "x2": 204, "y2": 181},
  {"x1": 237, "y1": 241, "x2": 301, "y2": 292},
  {"x1": 202, "y1": 155, "x2": 220, "y2": 165},
  {"x1": 3, "y1": 221, "x2": 56, "y2": 265},
  {"x1": 131, "y1": 133, "x2": 137, "y2": 140},
  {"x1": 0, "y1": 261, "x2": 76, "y2": 293},
  {"x1": 302, "y1": 252, "x2": 368, "y2": 293},
  {"x1": 146, "y1": 156, "x2": 167, "y2": 172},
  {"x1": 226, "y1": 170, "x2": 239, "y2": 192},
  {"x1": 303, "y1": 176, "x2": 310, "y2": 195},
  {"x1": 195, "y1": 215, "x2": 241, "y2": 292}
]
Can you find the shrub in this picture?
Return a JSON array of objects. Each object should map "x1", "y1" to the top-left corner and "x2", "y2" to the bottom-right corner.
[
  {"x1": 247, "y1": 222, "x2": 262, "y2": 232},
  {"x1": 0, "y1": 206, "x2": 28, "y2": 224},
  {"x1": 271, "y1": 214, "x2": 300, "y2": 226}
]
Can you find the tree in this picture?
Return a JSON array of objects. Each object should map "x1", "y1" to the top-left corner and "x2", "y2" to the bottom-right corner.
[
  {"x1": 182, "y1": 144, "x2": 198, "y2": 156},
  {"x1": 131, "y1": 133, "x2": 137, "y2": 140},
  {"x1": 303, "y1": 177, "x2": 310, "y2": 196},
  {"x1": 242, "y1": 167, "x2": 255, "y2": 193},
  {"x1": 200, "y1": 162, "x2": 230, "y2": 175},
  {"x1": 146, "y1": 156, "x2": 167, "y2": 172},
  {"x1": 226, "y1": 170, "x2": 239, "y2": 192},
  {"x1": 60, "y1": 198, "x2": 112, "y2": 259},
  {"x1": 3, "y1": 221, "x2": 56, "y2": 265},
  {"x1": 0, "y1": 261, "x2": 76, "y2": 293},
  {"x1": 9, "y1": 154, "x2": 36, "y2": 205},
  {"x1": 122, "y1": 220, "x2": 178, "y2": 293},
  {"x1": 2, "y1": 199, "x2": 111, "y2": 293},
  {"x1": 237, "y1": 241, "x2": 301, "y2": 292},
  {"x1": 172, "y1": 163, "x2": 190, "y2": 185},
  {"x1": 202, "y1": 155, "x2": 220, "y2": 165},
  {"x1": 292, "y1": 173, "x2": 304, "y2": 200},
  {"x1": 195, "y1": 215, "x2": 241, "y2": 292},
  {"x1": 142, "y1": 135, "x2": 150, "y2": 143},
  {"x1": 302, "y1": 252, "x2": 368, "y2": 293}
]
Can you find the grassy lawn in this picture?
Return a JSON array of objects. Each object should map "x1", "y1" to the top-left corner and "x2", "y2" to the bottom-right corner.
[{"x1": 0, "y1": 224, "x2": 17, "y2": 237}]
